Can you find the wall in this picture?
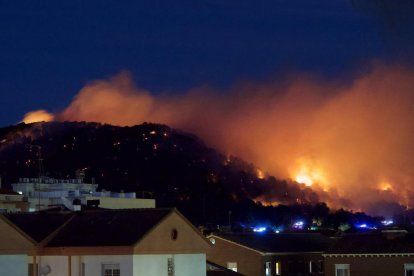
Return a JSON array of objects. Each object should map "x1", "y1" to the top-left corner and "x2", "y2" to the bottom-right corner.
[
  {"x1": 0, "y1": 217, "x2": 34, "y2": 254},
  {"x1": 37, "y1": 255, "x2": 133, "y2": 276},
  {"x1": 266, "y1": 253, "x2": 324, "y2": 276},
  {"x1": 135, "y1": 211, "x2": 211, "y2": 254},
  {"x1": 133, "y1": 255, "x2": 168, "y2": 275},
  {"x1": 38, "y1": 256, "x2": 68, "y2": 276},
  {"x1": 175, "y1": 254, "x2": 206, "y2": 276},
  {"x1": 82, "y1": 255, "x2": 133, "y2": 276},
  {"x1": 0, "y1": 255, "x2": 27, "y2": 276},
  {"x1": 133, "y1": 254, "x2": 206, "y2": 276},
  {"x1": 85, "y1": 196, "x2": 155, "y2": 209},
  {"x1": 207, "y1": 236, "x2": 264, "y2": 276},
  {"x1": 325, "y1": 255, "x2": 414, "y2": 276}
]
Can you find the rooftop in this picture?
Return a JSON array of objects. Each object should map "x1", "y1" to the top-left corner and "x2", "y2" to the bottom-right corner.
[
  {"x1": 5, "y1": 212, "x2": 73, "y2": 243},
  {"x1": 325, "y1": 230, "x2": 414, "y2": 255},
  {"x1": 3, "y1": 208, "x2": 174, "y2": 246},
  {"x1": 213, "y1": 232, "x2": 334, "y2": 253},
  {"x1": 46, "y1": 208, "x2": 172, "y2": 247}
]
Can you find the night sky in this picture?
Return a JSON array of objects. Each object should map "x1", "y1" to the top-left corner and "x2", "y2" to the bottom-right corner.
[{"x1": 1, "y1": 0, "x2": 413, "y2": 127}]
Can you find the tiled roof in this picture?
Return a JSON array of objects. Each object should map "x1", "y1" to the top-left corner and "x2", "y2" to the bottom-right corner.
[
  {"x1": 325, "y1": 231, "x2": 414, "y2": 254},
  {"x1": 4, "y1": 212, "x2": 73, "y2": 243},
  {"x1": 46, "y1": 208, "x2": 173, "y2": 247},
  {"x1": 214, "y1": 232, "x2": 334, "y2": 253}
]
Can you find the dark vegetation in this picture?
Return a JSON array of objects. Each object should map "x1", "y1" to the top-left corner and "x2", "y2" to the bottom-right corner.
[{"x1": 0, "y1": 122, "x2": 399, "y2": 231}]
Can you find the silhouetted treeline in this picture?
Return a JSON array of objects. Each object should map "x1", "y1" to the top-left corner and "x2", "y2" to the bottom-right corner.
[{"x1": 0, "y1": 122, "x2": 410, "y2": 230}]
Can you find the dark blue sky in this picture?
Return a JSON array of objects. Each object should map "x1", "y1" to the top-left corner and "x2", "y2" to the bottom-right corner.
[{"x1": 1, "y1": 0, "x2": 413, "y2": 127}]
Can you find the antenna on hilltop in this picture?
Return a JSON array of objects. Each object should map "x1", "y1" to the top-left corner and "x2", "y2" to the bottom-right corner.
[
  {"x1": 26, "y1": 144, "x2": 44, "y2": 178},
  {"x1": 26, "y1": 144, "x2": 44, "y2": 210}
]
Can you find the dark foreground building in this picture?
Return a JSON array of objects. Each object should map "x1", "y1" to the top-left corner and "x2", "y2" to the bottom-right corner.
[
  {"x1": 207, "y1": 232, "x2": 334, "y2": 276},
  {"x1": 324, "y1": 230, "x2": 414, "y2": 276}
]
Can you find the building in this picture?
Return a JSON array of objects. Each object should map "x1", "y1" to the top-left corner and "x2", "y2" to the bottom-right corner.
[
  {"x1": 0, "y1": 189, "x2": 28, "y2": 213},
  {"x1": 12, "y1": 177, "x2": 155, "y2": 211},
  {"x1": 0, "y1": 208, "x2": 211, "y2": 276},
  {"x1": 0, "y1": 188, "x2": 28, "y2": 213},
  {"x1": 207, "y1": 232, "x2": 333, "y2": 276},
  {"x1": 324, "y1": 230, "x2": 414, "y2": 276}
]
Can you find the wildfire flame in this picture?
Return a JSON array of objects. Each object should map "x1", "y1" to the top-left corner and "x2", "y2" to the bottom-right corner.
[
  {"x1": 296, "y1": 174, "x2": 314, "y2": 186},
  {"x1": 20, "y1": 65, "x2": 414, "y2": 214},
  {"x1": 379, "y1": 181, "x2": 393, "y2": 191},
  {"x1": 256, "y1": 169, "x2": 265, "y2": 180}
]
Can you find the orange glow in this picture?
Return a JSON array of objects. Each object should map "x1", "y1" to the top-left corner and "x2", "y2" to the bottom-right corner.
[
  {"x1": 21, "y1": 65, "x2": 414, "y2": 212},
  {"x1": 296, "y1": 173, "x2": 314, "y2": 186},
  {"x1": 22, "y1": 110, "x2": 54, "y2": 124},
  {"x1": 256, "y1": 169, "x2": 265, "y2": 179},
  {"x1": 291, "y1": 157, "x2": 327, "y2": 188},
  {"x1": 379, "y1": 182, "x2": 393, "y2": 191}
]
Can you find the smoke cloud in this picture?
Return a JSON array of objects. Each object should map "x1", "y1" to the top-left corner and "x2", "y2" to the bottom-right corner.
[{"x1": 25, "y1": 64, "x2": 414, "y2": 215}]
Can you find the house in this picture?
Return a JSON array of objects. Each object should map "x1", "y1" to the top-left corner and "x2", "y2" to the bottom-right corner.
[
  {"x1": 207, "y1": 232, "x2": 334, "y2": 276},
  {"x1": 0, "y1": 208, "x2": 211, "y2": 276},
  {"x1": 323, "y1": 229, "x2": 414, "y2": 276}
]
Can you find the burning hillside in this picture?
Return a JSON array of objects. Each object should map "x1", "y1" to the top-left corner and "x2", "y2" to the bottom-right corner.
[
  {"x1": 22, "y1": 64, "x2": 414, "y2": 215},
  {"x1": 0, "y1": 121, "x2": 325, "y2": 224}
]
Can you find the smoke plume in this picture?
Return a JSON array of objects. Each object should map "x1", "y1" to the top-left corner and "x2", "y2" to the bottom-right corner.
[{"x1": 24, "y1": 65, "x2": 414, "y2": 214}]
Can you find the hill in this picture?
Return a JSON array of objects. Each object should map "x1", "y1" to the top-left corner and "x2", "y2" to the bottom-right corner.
[{"x1": 0, "y1": 121, "x2": 326, "y2": 225}]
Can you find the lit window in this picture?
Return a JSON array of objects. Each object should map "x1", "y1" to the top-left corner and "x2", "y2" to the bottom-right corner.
[
  {"x1": 227, "y1": 262, "x2": 237, "y2": 272},
  {"x1": 102, "y1": 264, "x2": 120, "y2": 276},
  {"x1": 405, "y1": 264, "x2": 414, "y2": 276},
  {"x1": 265, "y1": 262, "x2": 271, "y2": 276},
  {"x1": 335, "y1": 264, "x2": 349, "y2": 276},
  {"x1": 275, "y1": 261, "x2": 281, "y2": 275}
]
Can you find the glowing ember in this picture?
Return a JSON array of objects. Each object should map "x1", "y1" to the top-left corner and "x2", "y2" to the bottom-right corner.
[
  {"x1": 256, "y1": 169, "x2": 265, "y2": 179},
  {"x1": 379, "y1": 182, "x2": 393, "y2": 191}
]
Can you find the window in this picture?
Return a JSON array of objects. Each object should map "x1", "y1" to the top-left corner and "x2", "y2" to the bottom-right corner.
[
  {"x1": 405, "y1": 264, "x2": 414, "y2": 276},
  {"x1": 265, "y1": 262, "x2": 271, "y2": 276},
  {"x1": 310, "y1": 260, "x2": 324, "y2": 274},
  {"x1": 102, "y1": 264, "x2": 120, "y2": 276},
  {"x1": 168, "y1": 257, "x2": 174, "y2": 276},
  {"x1": 275, "y1": 261, "x2": 281, "y2": 275},
  {"x1": 227, "y1": 262, "x2": 238, "y2": 272},
  {"x1": 335, "y1": 264, "x2": 349, "y2": 276}
]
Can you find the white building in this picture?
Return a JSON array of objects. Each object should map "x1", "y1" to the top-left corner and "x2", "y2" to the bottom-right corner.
[
  {"x1": 0, "y1": 208, "x2": 211, "y2": 276},
  {"x1": 12, "y1": 177, "x2": 155, "y2": 211},
  {"x1": 0, "y1": 189, "x2": 28, "y2": 213}
]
